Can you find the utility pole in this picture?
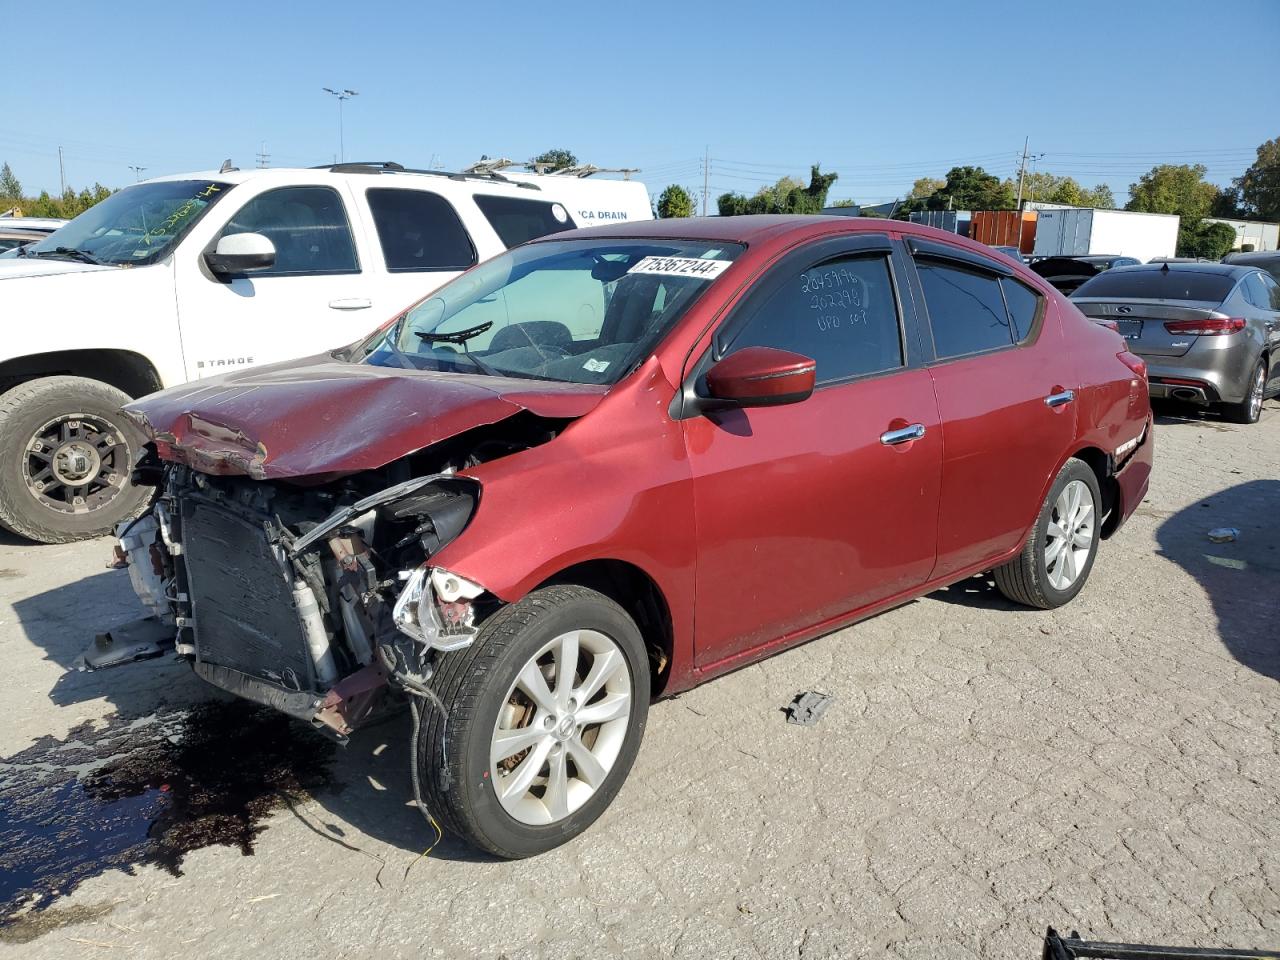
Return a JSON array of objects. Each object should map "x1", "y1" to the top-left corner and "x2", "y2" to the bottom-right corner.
[
  {"x1": 128, "y1": 165, "x2": 147, "y2": 182},
  {"x1": 322, "y1": 87, "x2": 358, "y2": 163},
  {"x1": 701, "y1": 146, "x2": 709, "y2": 217},
  {"x1": 1013, "y1": 138, "x2": 1042, "y2": 253},
  {"x1": 58, "y1": 146, "x2": 66, "y2": 194},
  {"x1": 256, "y1": 142, "x2": 270, "y2": 168}
]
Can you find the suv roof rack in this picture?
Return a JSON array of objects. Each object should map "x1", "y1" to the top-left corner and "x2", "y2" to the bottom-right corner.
[
  {"x1": 464, "y1": 158, "x2": 641, "y2": 180},
  {"x1": 312, "y1": 160, "x2": 540, "y2": 190}
]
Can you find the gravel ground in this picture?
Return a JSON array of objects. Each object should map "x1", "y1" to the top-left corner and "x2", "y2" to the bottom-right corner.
[{"x1": 1, "y1": 400, "x2": 1278, "y2": 959}]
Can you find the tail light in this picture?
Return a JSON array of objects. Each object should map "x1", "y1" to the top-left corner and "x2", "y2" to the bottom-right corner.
[
  {"x1": 1163, "y1": 317, "x2": 1246, "y2": 336},
  {"x1": 1118, "y1": 351, "x2": 1146, "y2": 379}
]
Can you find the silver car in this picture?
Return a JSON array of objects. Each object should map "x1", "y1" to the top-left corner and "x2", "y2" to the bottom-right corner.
[{"x1": 1071, "y1": 262, "x2": 1280, "y2": 424}]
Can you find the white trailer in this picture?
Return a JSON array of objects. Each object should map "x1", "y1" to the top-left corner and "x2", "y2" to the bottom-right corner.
[
  {"x1": 1029, "y1": 204, "x2": 1179, "y2": 263},
  {"x1": 1204, "y1": 217, "x2": 1280, "y2": 252}
]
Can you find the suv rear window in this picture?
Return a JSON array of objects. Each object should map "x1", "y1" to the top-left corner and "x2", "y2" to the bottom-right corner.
[
  {"x1": 474, "y1": 195, "x2": 575, "y2": 247},
  {"x1": 1073, "y1": 269, "x2": 1235, "y2": 302},
  {"x1": 366, "y1": 188, "x2": 476, "y2": 272}
]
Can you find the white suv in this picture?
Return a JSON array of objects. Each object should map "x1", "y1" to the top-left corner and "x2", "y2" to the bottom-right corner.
[{"x1": 0, "y1": 161, "x2": 651, "y2": 542}]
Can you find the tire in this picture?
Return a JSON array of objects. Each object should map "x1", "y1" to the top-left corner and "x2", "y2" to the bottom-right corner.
[
  {"x1": 993, "y1": 458, "x2": 1102, "y2": 610},
  {"x1": 415, "y1": 585, "x2": 650, "y2": 858},
  {"x1": 0, "y1": 376, "x2": 152, "y2": 543},
  {"x1": 1220, "y1": 357, "x2": 1266, "y2": 425}
]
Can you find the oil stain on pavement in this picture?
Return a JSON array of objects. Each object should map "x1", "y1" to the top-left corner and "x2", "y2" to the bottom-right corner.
[{"x1": 0, "y1": 700, "x2": 335, "y2": 938}]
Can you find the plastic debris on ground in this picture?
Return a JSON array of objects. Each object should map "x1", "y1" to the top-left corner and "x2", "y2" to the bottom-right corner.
[
  {"x1": 1207, "y1": 527, "x2": 1240, "y2": 543},
  {"x1": 785, "y1": 691, "x2": 833, "y2": 727}
]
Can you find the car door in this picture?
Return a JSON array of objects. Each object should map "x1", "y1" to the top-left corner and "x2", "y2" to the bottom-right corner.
[
  {"x1": 905, "y1": 237, "x2": 1077, "y2": 580},
  {"x1": 1245, "y1": 272, "x2": 1280, "y2": 393},
  {"x1": 174, "y1": 183, "x2": 373, "y2": 380},
  {"x1": 680, "y1": 235, "x2": 942, "y2": 670}
]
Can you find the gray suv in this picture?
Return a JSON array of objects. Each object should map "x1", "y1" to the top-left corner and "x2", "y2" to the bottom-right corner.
[{"x1": 1071, "y1": 262, "x2": 1280, "y2": 424}]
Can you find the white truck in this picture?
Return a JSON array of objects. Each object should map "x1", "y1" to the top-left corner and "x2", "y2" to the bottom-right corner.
[{"x1": 0, "y1": 161, "x2": 651, "y2": 542}]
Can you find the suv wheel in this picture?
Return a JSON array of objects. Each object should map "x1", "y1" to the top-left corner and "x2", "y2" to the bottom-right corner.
[
  {"x1": 0, "y1": 376, "x2": 151, "y2": 543},
  {"x1": 993, "y1": 458, "x2": 1101, "y2": 609},
  {"x1": 1221, "y1": 358, "x2": 1266, "y2": 425},
  {"x1": 415, "y1": 585, "x2": 650, "y2": 858}
]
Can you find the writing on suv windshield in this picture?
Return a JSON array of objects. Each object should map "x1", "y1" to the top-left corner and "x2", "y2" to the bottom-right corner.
[
  {"x1": 361, "y1": 239, "x2": 743, "y2": 386},
  {"x1": 23, "y1": 180, "x2": 232, "y2": 267}
]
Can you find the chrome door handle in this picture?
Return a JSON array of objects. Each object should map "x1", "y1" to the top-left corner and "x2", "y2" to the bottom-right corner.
[
  {"x1": 880, "y1": 423, "x2": 925, "y2": 445},
  {"x1": 329, "y1": 297, "x2": 372, "y2": 310},
  {"x1": 1045, "y1": 389, "x2": 1075, "y2": 408}
]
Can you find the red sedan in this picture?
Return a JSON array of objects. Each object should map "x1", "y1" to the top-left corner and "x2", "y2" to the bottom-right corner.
[{"x1": 105, "y1": 216, "x2": 1153, "y2": 858}]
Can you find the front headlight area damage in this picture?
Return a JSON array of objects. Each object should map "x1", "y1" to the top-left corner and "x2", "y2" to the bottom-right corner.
[{"x1": 81, "y1": 461, "x2": 492, "y2": 741}]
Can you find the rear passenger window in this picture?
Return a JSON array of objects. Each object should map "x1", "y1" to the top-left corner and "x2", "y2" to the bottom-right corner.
[
  {"x1": 221, "y1": 186, "x2": 358, "y2": 276},
  {"x1": 366, "y1": 188, "x2": 476, "y2": 272},
  {"x1": 474, "y1": 195, "x2": 575, "y2": 247},
  {"x1": 916, "y1": 262, "x2": 1014, "y2": 358},
  {"x1": 724, "y1": 255, "x2": 903, "y2": 384},
  {"x1": 1243, "y1": 273, "x2": 1273, "y2": 310},
  {"x1": 1000, "y1": 277, "x2": 1042, "y2": 341}
]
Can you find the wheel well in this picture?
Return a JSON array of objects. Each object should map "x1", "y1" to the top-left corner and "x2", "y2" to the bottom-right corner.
[
  {"x1": 538, "y1": 559, "x2": 675, "y2": 697},
  {"x1": 0, "y1": 350, "x2": 163, "y2": 400},
  {"x1": 1071, "y1": 445, "x2": 1121, "y2": 539}
]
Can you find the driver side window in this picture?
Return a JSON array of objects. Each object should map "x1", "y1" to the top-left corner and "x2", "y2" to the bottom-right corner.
[
  {"x1": 722, "y1": 254, "x2": 904, "y2": 385},
  {"x1": 218, "y1": 186, "x2": 359, "y2": 277}
]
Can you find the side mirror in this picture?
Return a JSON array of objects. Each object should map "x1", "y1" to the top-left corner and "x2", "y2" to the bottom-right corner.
[
  {"x1": 704, "y1": 346, "x2": 816, "y2": 409},
  {"x1": 205, "y1": 232, "x2": 276, "y2": 275}
]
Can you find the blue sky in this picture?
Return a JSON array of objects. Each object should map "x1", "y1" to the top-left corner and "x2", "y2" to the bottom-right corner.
[{"x1": 3, "y1": 0, "x2": 1277, "y2": 208}]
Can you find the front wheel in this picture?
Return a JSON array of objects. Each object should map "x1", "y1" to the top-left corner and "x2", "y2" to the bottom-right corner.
[
  {"x1": 415, "y1": 585, "x2": 650, "y2": 858},
  {"x1": 993, "y1": 458, "x2": 1101, "y2": 609},
  {"x1": 0, "y1": 376, "x2": 151, "y2": 543}
]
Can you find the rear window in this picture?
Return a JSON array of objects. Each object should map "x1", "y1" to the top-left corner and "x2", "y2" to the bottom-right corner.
[
  {"x1": 366, "y1": 188, "x2": 476, "y2": 272},
  {"x1": 474, "y1": 194, "x2": 575, "y2": 247},
  {"x1": 917, "y1": 262, "x2": 1014, "y2": 358},
  {"x1": 1073, "y1": 269, "x2": 1235, "y2": 302}
]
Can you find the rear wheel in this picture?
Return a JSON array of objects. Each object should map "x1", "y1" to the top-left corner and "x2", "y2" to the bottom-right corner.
[
  {"x1": 1221, "y1": 358, "x2": 1266, "y2": 425},
  {"x1": 415, "y1": 585, "x2": 649, "y2": 858},
  {"x1": 994, "y1": 458, "x2": 1101, "y2": 610},
  {"x1": 0, "y1": 376, "x2": 151, "y2": 543}
]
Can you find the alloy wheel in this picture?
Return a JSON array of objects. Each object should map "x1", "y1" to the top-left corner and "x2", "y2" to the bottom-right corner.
[
  {"x1": 1249, "y1": 364, "x2": 1265, "y2": 421},
  {"x1": 1044, "y1": 478, "x2": 1095, "y2": 591},
  {"x1": 22, "y1": 413, "x2": 131, "y2": 516},
  {"x1": 490, "y1": 629, "x2": 632, "y2": 825}
]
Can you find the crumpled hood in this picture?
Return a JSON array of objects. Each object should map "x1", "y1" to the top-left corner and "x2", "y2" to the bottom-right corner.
[{"x1": 126, "y1": 355, "x2": 607, "y2": 479}]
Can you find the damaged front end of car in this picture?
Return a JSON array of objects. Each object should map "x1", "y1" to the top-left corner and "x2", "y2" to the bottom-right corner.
[{"x1": 82, "y1": 459, "x2": 491, "y2": 742}]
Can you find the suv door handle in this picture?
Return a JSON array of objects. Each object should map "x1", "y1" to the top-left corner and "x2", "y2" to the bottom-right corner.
[
  {"x1": 880, "y1": 423, "x2": 926, "y2": 445},
  {"x1": 329, "y1": 298, "x2": 372, "y2": 310},
  {"x1": 1045, "y1": 389, "x2": 1075, "y2": 408}
]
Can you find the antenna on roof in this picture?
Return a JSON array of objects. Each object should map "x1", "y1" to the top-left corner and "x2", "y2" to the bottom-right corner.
[
  {"x1": 219, "y1": 159, "x2": 238, "y2": 173},
  {"x1": 1160, "y1": 261, "x2": 1169, "y2": 272}
]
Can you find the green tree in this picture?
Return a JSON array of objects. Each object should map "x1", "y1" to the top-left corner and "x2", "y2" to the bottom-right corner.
[
  {"x1": 930, "y1": 165, "x2": 1015, "y2": 211},
  {"x1": 909, "y1": 176, "x2": 945, "y2": 200},
  {"x1": 830, "y1": 199, "x2": 856, "y2": 208},
  {"x1": 1210, "y1": 186, "x2": 1243, "y2": 218},
  {"x1": 528, "y1": 148, "x2": 577, "y2": 173},
  {"x1": 717, "y1": 165, "x2": 839, "y2": 217},
  {"x1": 1235, "y1": 136, "x2": 1280, "y2": 222},
  {"x1": 1177, "y1": 220, "x2": 1237, "y2": 259},
  {"x1": 656, "y1": 184, "x2": 696, "y2": 218},
  {"x1": 0, "y1": 162, "x2": 21, "y2": 203},
  {"x1": 1125, "y1": 163, "x2": 1217, "y2": 219}
]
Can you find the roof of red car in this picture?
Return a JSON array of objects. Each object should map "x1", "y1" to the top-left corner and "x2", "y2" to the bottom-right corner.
[{"x1": 549, "y1": 215, "x2": 890, "y2": 245}]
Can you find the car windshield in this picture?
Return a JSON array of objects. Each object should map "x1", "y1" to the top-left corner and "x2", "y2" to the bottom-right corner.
[
  {"x1": 360, "y1": 238, "x2": 743, "y2": 385},
  {"x1": 1073, "y1": 269, "x2": 1235, "y2": 302},
  {"x1": 22, "y1": 180, "x2": 232, "y2": 266}
]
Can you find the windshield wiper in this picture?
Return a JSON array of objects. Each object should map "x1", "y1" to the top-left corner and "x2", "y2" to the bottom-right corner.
[
  {"x1": 416, "y1": 322, "x2": 502, "y2": 377},
  {"x1": 33, "y1": 246, "x2": 103, "y2": 265},
  {"x1": 415, "y1": 321, "x2": 493, "y2": 346}
]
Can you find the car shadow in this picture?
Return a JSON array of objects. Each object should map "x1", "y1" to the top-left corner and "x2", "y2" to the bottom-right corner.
[
  {"x1": 9, "y1": 570, "x2": 495, "y2": 863},
  {"x1": 927, "y1": 572, "x2": 1024, "y2": 611},
  {"x1": 1154, "y1": 478, "x2": 1280, "y2": 682}
]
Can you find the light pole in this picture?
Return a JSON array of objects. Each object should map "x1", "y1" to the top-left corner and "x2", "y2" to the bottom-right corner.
[
  {"x1": 322, "y1": 87, "x2": 358, "y2": 162},
  {"x1": 128, "y1": 165, "x2": 147, "y2": 182}
]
